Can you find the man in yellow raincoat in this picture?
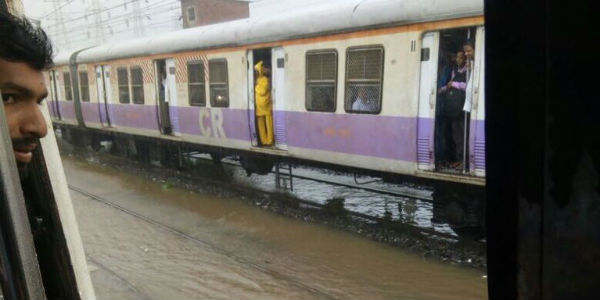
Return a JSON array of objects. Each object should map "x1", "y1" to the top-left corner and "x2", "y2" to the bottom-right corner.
[{"x1": 254, "y1": 60, "x2": 273, "y2": 146}]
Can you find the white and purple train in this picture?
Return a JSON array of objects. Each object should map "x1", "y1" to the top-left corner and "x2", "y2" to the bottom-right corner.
[{"x1": 44, "y1": 0, "x2": 486, "y2": 235}]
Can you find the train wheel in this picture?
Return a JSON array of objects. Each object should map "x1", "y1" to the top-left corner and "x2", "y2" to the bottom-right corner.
[
  {"x1": 240, "y1": 156, "x2": 273, "y2": 176},
  {"x1": 433, "y1": 184, "x2": 485, "y2": 239},
  {"x1": 210, "y1": 152, "x2": 223, "y2": 164}
]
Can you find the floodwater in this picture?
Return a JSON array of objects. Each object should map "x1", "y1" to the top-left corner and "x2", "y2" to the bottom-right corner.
[
  {"x1": 201, "y1": 155, "x2": 455, "y2": 235},
  {"x1": 63, "y1": 156, "x2": 487, "y2": 299}
]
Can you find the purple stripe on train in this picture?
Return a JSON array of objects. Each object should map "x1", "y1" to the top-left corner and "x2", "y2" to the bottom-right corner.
[
  {"x1": 285, "y1": 111, "x2": 417, "y2": 162},
  {"x1": 80, "y1": 102, "x2": 101, "y2": 124},
  {"x1": 110, "y1": 104, "x2": 159, "y2": 130},
  {"x1": 76, "y1": 103, "x2": 485, "y2": 168},
  {"x1": 56, "y1": 100, "x2": 76, "y2": 120}
]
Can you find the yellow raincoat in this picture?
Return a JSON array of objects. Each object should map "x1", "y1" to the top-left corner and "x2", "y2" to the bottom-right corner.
[{"x1": 254, "y1": 61, "x2": 273, "y2": 146}]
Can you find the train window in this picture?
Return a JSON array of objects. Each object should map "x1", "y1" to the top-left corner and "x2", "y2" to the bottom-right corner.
[
  {"x1": 187, "y1": 61, "x2": 205, "y2": 106},
  {"x1": 209, "y1": 59, "x2": 229, "y2": 107},
  {"x1": 79, "y1": 71, "x2": 90, "y2": 102},
  {"x1": 344, "y1": 46, "x2": 384, "y2": 114},
  {"x1": 131, "y1": 66, "x2": 144, "y2": 104},
  {"x1": 117, "y1": 67, "x2": 130, "y2": 104},
  {"x1": 306, "y1": 49, "x2": 337, "y2": 112},
  {"x1": 63, "y1": 72, "x2": 73, "y2": 101}
]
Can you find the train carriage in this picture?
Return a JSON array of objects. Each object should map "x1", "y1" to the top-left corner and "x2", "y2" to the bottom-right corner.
[{"x1": 46, "y1": 0, "x2": 486, "y2": 235}]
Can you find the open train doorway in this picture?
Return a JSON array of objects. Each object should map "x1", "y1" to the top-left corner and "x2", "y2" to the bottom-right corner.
[
  {"x1": 246, "y1": 47, "x2": 288, "y2": 150},
  {"x1": 155, "y1": 59, "x2": 173, "y2": 135},
  {"x1": 434, "y1": 27, "x2": 481, "y2": 174},
  {"x1": 418, "y1": 26, "x2": 480, "y2": 175}
]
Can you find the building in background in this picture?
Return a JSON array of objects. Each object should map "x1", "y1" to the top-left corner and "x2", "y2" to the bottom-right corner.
[{"x1": 181, "y1": 0, "x2": 249, "y2": 28}]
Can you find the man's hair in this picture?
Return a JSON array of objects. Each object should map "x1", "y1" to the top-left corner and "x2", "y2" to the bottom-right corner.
[
  {"x1": 0, "y1": 11, "x2": 53, "y2": 70},
  {"x1": 463, "y1": 40, "x2": 475, "y2": 49}
]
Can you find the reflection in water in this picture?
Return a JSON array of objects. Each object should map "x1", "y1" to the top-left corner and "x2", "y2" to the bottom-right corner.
[{"x1": 64, "y1": 156, "x2": 487, "y2": 300}]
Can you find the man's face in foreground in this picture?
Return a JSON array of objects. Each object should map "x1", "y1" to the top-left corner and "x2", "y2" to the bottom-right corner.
[{"x1": 0, "y1": 58, "x2": 48, "y2": 171}]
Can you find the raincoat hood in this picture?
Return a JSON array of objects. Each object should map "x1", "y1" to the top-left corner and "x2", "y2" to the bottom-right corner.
[{"x1": 254, "y1": 60, "x2": 264, "y2": 76}]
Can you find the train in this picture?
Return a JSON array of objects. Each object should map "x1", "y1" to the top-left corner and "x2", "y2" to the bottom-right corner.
[{"x1": 44, "y1": 0, "x2": 486, "y2": 237}]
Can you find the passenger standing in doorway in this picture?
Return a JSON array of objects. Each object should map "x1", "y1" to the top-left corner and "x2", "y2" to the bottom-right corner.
[
  {"x1": 438, "y1": 51, "x2": 467, "y2": 168},
  {"x1": 254, "y1": 61, "x2": 273, "y2": 146},
  {"x1": 161, "y1": 69, "x2": 170, "y2": 103}
]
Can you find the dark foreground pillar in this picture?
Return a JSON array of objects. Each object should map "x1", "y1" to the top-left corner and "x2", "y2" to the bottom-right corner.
[{"x1": 485, "y1": 0, "x2": 599, "y2": 299}]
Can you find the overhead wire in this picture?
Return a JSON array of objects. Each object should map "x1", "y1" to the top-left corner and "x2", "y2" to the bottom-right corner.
[
  {"x1": 39, "y1": 0, "x2": 77, "y2": 19},
  {"x1": 43, "y1": 0, "x2": 179, "y2": 29}
]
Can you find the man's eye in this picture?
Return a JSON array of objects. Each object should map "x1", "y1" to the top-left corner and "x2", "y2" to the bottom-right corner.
[{"x1": 2, "y1": 94, "x2": 16, "y2": 104}]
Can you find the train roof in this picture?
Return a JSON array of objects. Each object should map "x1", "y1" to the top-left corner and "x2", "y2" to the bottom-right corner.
[{"x1": 58, "y1": 0, "x2": 482, "y2": 65}]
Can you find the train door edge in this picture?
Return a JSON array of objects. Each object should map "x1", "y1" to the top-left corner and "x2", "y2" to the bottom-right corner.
[
  {"x1": 271, "y1": 47, "x2": 288, "y2": 151},
  {"x1": 469, "y1": 26, "x2": 486, "y2": 176},
  {"x1": 50, "y1": 70, "x2": 62, "y2": 121},
  {"x1": 166, "y1": 58, "x2": 180, "y2": 135},
  {"x1": 246, "y1": 50, "x2": 259, "y2": 146},
  {"x1": 95, "y1": 65, "x2": 112, "y2": 127},
  {"x1": 416, "y1": 31, "x2": 439, "y2": 171}
]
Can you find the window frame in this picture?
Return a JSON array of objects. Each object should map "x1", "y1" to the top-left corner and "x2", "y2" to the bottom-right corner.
[
  {"x1": 208, "y1": 58, "x2": 229, "y2": 108},
  {"x1": 130, "y1": 66, "x2": 145, "y2": 105},
  {"x1": 63, "y1": 71, "x2": 73, "y2": 101},
  {"x1": 117, "y1": 67, "x2": 130, "y2": 104},
  {"x1": 187, "y1": 60, "x2": 206, "y2": 107},
  {"x1": 78, "y1": 71, "x2": 90, "y2": 102},
  {"x1": 305, "y1": 49, "x2": 338, "y2": 113},
  {"x1": 343, "y1": 45, "x2": 385, "y2": 115},
  {"x1": 187, "y1": 7, "x2": 196, "y2": 23}
]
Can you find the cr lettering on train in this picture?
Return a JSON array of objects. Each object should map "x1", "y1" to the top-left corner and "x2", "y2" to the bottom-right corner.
[{"x1": 199, "y1": 108, "x2": 227, "y2": 139}]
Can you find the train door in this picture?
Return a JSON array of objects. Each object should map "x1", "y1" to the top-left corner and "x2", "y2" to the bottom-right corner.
[
  {"x1": 246, "y1": 50, "x2": 258, "y2": 146},
  {"x1": 271, "y1": 47, "x2": 288, "y2": 150},
  {"x1": 416, "y1": 32, "x2": 439, "y2": 171},
  {"x1": 95, "y1": 65, "x2": 112, "y2": 127},
  {"x1": 49, "y1": 70, "x2": 62, "y2": 120},
  {"x1": 468, "y1": 27, "x2": 486, "y2": 176},
  {"x1": 432, "y1": 27, "x2": 478, "y2": 174},
  {"x1": 166, "y1": 58, "x2": 179, "y2": 134},
  {"x1": 155, "y1": 59, "x2": 173, "y2": 135}
]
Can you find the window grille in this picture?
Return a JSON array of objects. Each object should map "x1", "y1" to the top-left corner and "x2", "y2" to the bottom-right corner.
[
  {"x1": 344, "y1": 46, "x2": 384, "y2": 114},
  {"x1": 306, "y1": 50, "x2": 337, "y2": 112},
  {"x1": 63, "y1": 72, "x2": 73, "y2": 101},
  {"x1": 130, "y1": 67, "x2": 144, "y2": 104},
  {"x1": 209, "y1": 59, "x2": 229, "y2": 107},
  {"x1": 79, "y1": 71, "x2": 90, "y2": 102},
  {"x1": 187, "y1": 61, "x2": 205, "y2": 106},
  {"x1": 117, "y1": 67, "x2": 130, "y2": 104}
]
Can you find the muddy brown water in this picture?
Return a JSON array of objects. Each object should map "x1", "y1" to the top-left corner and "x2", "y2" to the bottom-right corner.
[{"x1": 63, "y1": 156, "x2": 487, "y2": 299}]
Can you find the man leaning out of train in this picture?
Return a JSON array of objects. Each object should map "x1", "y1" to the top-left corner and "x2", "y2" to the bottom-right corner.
[{"x1": 0, "y1": 11, "x2": 52, "y2": 176}]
